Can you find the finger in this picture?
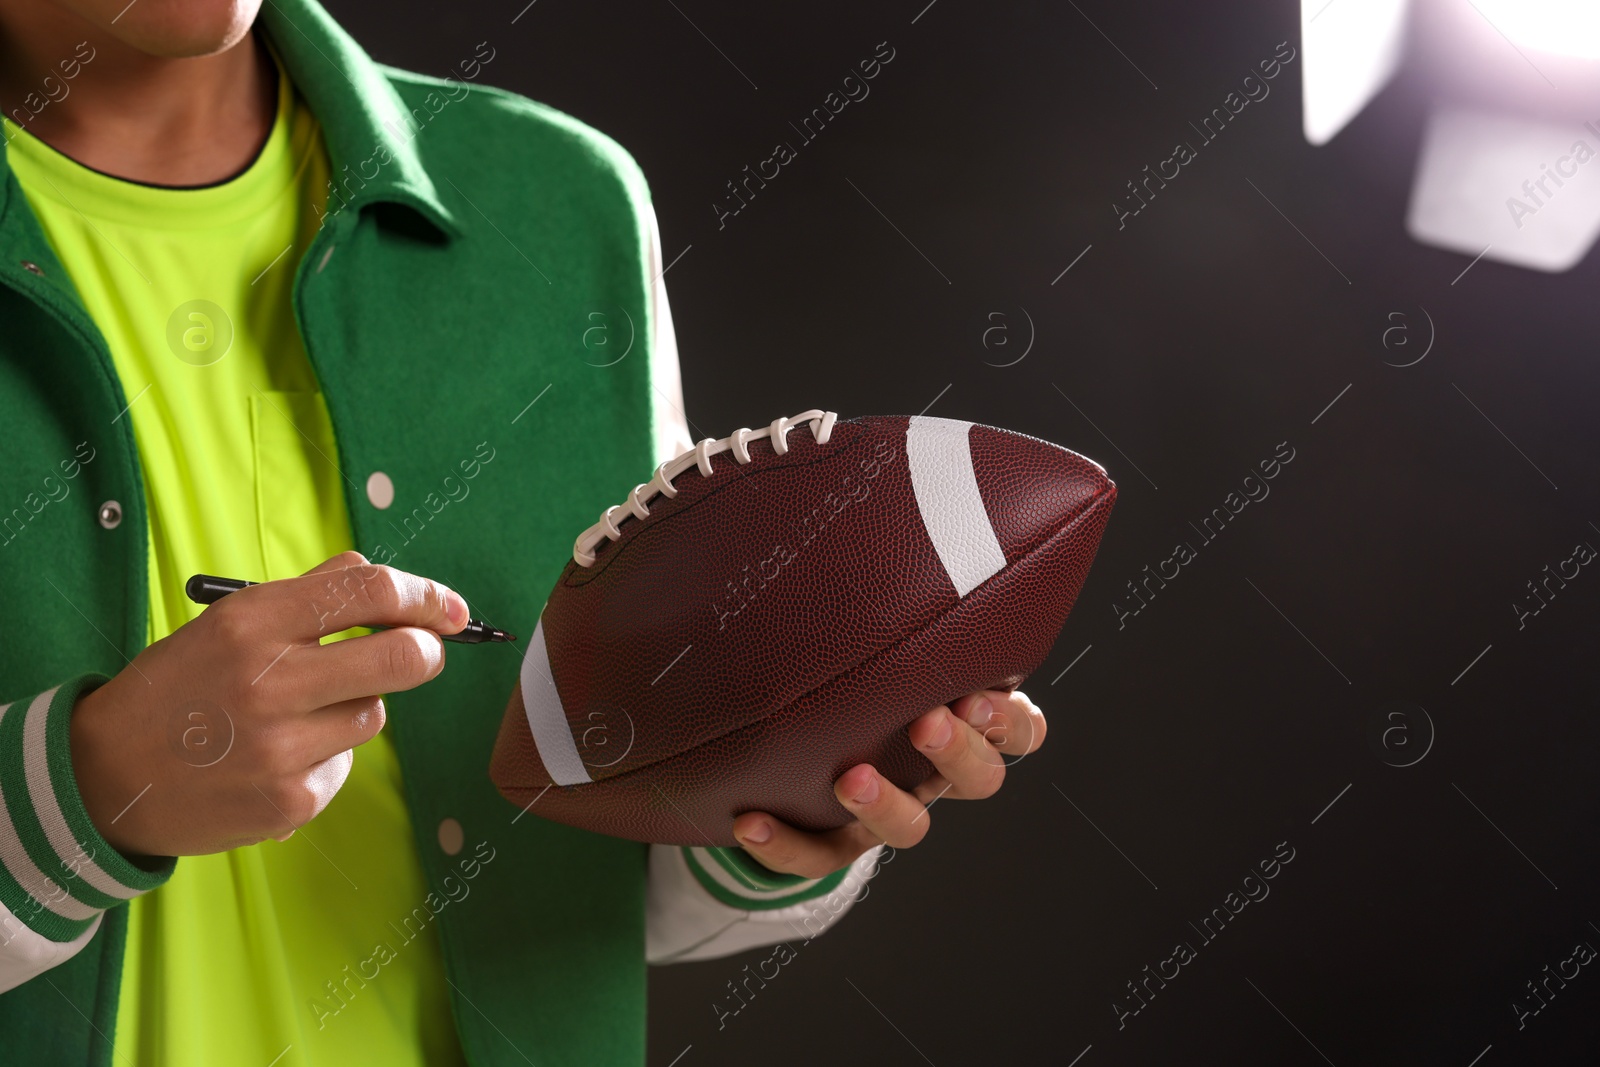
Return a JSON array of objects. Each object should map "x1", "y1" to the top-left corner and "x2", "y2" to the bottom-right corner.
[
  {"x1": 951, "y1": 689, "x2": 1048, "y2": 757},
  {"x1": 834, "y1": 764, "x2": 932, "y2": 849},
  {"x1": 909, "y1": 706, "x2": 1006, "y2": 799},
  {"x1": 912, "y1": 772, "x2": 956, "y2": 807},
  {"x1": 276, "y1": 626, "x2": 445, "y2": 708},
  {"x1": 300, "y1": 549, "x2": 369, "y2": 576},
  {"x1": 296, "y1": 696, "x2": 388, "y2": 766},
  {"x1": 238, "y1": 563, "x2": 469, "y2": 643},
  {"x1": 733, "y1": 810, "x2": 882, "y2": 880},
  {"x1": 262, "y1": 749, "x2": 353, "y2": 842},
  {"x1": 296, "y1": 552, "x2": 376, "y2": 641}
]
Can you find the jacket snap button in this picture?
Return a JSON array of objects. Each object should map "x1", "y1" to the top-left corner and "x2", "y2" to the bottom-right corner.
[
  {"x1": 97, "y1": 500, "x2": 123, "y2": 529},
  {"x1": 366, "y1": 471, "x2": 394, "y2": 509},
  {"x1": 437, "y1": 817, "x2": 464, "y2": 856},
  {"x1": 21, "y1": 260, "x2": 43, "y2": 276}
]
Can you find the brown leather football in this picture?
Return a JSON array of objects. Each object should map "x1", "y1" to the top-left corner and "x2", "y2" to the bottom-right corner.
[{"x1": 488, "y1": 410, "x2": 1116, "y2": 845}]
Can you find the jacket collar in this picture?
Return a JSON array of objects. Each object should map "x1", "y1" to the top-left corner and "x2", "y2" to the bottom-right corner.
[
  {"x1": 0, "y1": 0, "x2": 458, "y2": 262},
  {"x1": 259, "y1": 0, "x2": 461, "y2": 238}
]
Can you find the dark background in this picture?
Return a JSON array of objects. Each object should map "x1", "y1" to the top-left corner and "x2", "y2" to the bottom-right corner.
[{"x1": 327, "y1": 1, "x2": 1600, "y2": 1063}]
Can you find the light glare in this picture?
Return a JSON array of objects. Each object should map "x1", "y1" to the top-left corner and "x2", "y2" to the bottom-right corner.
[
  {"x1": 1474, "y1": 0, "x2": 1600, "y2": 61},
  {"x1": 1300, "y1": 0, "x2": 1409, "y2": 144},
  {"x1": 1406, "y1": 106, "x2": 1600, "y2": 272}
]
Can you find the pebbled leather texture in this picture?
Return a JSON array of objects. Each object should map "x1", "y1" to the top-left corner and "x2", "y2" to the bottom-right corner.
[{"x1": 489, "y1": 415, "x2": 1116, "y2": 844}]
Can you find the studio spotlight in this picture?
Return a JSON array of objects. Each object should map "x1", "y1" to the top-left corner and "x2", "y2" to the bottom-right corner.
[
  {"x1": 1300, "y1": 0, "x2": 1600, "y2": 272},
  {"x1": 1472, "y1": 0, "x2": 1600, "y2": 62}
]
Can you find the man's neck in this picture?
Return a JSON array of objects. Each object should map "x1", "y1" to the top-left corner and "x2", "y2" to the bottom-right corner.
[{"x1": 0, "y1": 8, "x2": 275, "y2": 187}]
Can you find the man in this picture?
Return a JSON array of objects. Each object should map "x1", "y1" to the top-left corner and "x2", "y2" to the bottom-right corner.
[{"x1": 0, "y1": 0, "x2": 1048, "y2": 1062}]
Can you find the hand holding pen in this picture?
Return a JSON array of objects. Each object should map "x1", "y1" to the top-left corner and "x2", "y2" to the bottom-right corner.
[
  {"x1": 72, "y1": 552, "x2": 511, "y2": 859},
  {"x1": 186, "y1": 574, "x2": 516, "y2": 643}
]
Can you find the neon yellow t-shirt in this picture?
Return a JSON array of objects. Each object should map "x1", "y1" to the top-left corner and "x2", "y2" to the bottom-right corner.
[{"x1": 4, "y1": 49, "x2": 465, "y2": 1067}]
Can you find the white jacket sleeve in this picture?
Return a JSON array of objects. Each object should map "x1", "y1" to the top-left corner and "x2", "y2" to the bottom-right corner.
[
  {"x1": 0, "y1": 679, "x2": 175, "y2": 993},
  {"x1": 644, "y1": 204, "x2": 695, "y2": 465},
  {"x1": 0, "y1": 910, "x2": 100, "y2": 994},
  {"x1": 638, "y1": 206, "x2": 883, "y2": 964},
  {"x1": 646, "y1": 843, "x2": 884, "y2": 964}
]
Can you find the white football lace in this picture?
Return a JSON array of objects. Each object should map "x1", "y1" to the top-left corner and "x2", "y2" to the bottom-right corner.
[{"x1": 573, "y1": 408, "x2": 838, "y2": 567}]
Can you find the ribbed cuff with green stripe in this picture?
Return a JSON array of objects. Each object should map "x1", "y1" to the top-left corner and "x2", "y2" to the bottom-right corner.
[
  {"x1": 0, "y1": 675, "x2": 176, "y2": 943},
  {"x1": 681, "y1": 845, "x2": 852, "y2": 911}
]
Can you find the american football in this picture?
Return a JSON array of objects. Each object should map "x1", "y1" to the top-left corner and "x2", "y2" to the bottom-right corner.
[{"x1": 489, "y1": 409, "x2": 1116, "y2": 845}]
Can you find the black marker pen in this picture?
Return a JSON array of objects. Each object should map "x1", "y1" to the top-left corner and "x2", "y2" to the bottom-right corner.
[{"x1": 185, "y1": 574, "x2": 517, "y2": 644}]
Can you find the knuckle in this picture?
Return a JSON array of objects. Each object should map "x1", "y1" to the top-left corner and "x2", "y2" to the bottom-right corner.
[
  {"x1": 250, "y1": 724, "x2": 302, "y2": 776},
  {"x1": 354, "y1": 696, "x2": 387, "y2": 738},
  {"x1": 938, "y1": 738, "x2": 1002, "y2": 796},
  {"x1": 316, "y1": 572, "x2": 354, "y2": 620},
  {"x1": 384, "y1": 630, "x2": 441, "y2": 685},
  {"x1": 285, "y1": 790, "x2": 321, "y2": 828},
  {"x1": 264, "y1": 778, "x2": 318, "y2": 828},
  {"x1": 363, "y1": 566, "x2": 403, "y2": 611},
  {"x1": 970, "y1": 760, "x2": 1007, "y2": 799},
  {"x1": 422, "y1": 579, "x2": 451, "y2": 624},
  {"x1": 887, "y1": 817, "x2": 929, "y2": 850},
  {"x1": 977, "y1": 720, "x2": 1010, "y2": 750},
  {"x1": 385, "y1": 631, "x2": 424, "y2": 679},
  {"x1": 242, "y1": 655, "x2": 290, "y2": 708},
  {"x1": 207, "y1": 599, "x2": 253, "y2": 649},
  {"x1": 926, "y1": 729, "x2": 969, "y2": 771},
  {"x1": 1028, "y1": 711, "x2": 1048, "y2": 751}
]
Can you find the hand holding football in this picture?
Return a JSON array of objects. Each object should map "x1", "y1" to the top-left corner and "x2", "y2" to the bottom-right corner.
[{"x1": 490, "y1": 410, "x2": 1114, "y2": 845}]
